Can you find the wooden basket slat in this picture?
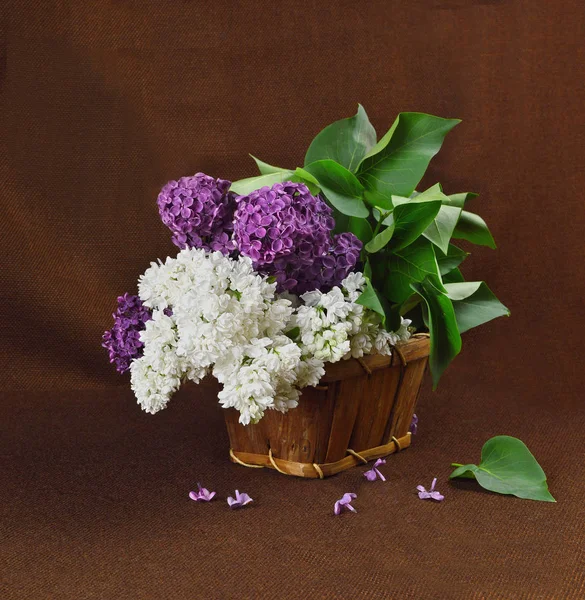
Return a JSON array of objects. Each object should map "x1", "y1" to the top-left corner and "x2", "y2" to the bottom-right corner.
[{"x1": 323, "y1": 378, "x2": 362, "y2": 463}]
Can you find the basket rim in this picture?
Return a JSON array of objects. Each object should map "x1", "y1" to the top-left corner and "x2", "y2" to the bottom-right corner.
[{"x1": 320, "y1": 334, "x2": 430, "y2": 382}]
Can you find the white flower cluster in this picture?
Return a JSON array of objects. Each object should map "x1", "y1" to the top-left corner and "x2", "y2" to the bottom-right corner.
[
  {"x1": 130, "y1": 248, "x2": 411, "y2": 425},
  {"x1": 288, "y1": 272, "x2": 411, "y2": 367}
]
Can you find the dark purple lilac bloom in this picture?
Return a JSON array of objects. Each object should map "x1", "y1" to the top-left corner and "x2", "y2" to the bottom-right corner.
[
  {"x1": 102, "y1": 293, "x2": 151, "y2": 374},
  {"x1": 363, "y1": 459, "x2": 387, "y2": 482},
  {"x1": 227, "y1": 490, "x2": 253, "y2": 509},
  {"x1": 295, "y1": 232, "x2": 363, "y2": 294},
  {"x1": 233, "y1": 181, "x2": 361, "y2": 294},
  {"x1": 417, "y1": 478, "x2": 444, "y2": 501},
  {"x1": 189, "y1": 483, "x2": 216, "y2": 502},
  {"x1": 334, "y1": 492, "x2": 357, "y2": 515},
  {"x1": 410, "y1": 413, "x2": 418, "y2": 435},
  {"x1": 157, "y1": 173, "x2": 236, "y2": 253}
]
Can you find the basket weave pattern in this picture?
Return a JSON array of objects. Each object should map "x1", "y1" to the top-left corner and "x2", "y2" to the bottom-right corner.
[{"x1": 224, "y1": 335, "x2": 430, "y2": 478}]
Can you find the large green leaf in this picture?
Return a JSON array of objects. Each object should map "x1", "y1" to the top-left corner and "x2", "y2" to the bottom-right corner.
[
  {"x1": 348, "y1": 217, "x2": 374, "y2": 244},
  {"x1": 250, "y1": 155, "x2": 289, "y2": 175},
  {"x1": 453, "y1": 211, "x2": 496, "y2": 248},
  {"x1": 303, "y1": 160, "x2": 369, "y2": 218},
  {"x1": 304, "y1": 104, "x2": 377, "y2": 172},
  {"x1": 357, "y1": 112, "x2": 460, "y2": 205},
  {"x1": 442, "y1": 267, "x2": 464, "y2": 283},
  {"x1": 444, "y1": 281, "x2": 510, "y2": 333},
  {"x1": 365, "y1": 224, "x2": 394, "y2": 253},
  {"x1": 291, "y1": 167, "x2": 320, "y2": 195},
  {"x1": 450, "y1": 436, "x2": 556, "y2": 502},
  {"x1": 422, "y1": 205, "x2": 462, "y2": 254},
  {"x1": 356, "y1": 278, "x2": 386, "y2": 324},
  {"x1": 444, "y1": 192, "x2": 478, "y2": 208},
  {"x1": 436, "y1": 244, "x2": 468, "y2": 275},
  {"x1": 384, "y1": 238, "x2": 440, "y2": 303},
  {"x1": 410, "y1": 275, "x2": 462, "y2": 388},
  {"x1": 386, "y1": 199, "x2": 442, "y2": 251},
  {"x1": 230, "y1": 171, "x2": 294, "y2": 196}
]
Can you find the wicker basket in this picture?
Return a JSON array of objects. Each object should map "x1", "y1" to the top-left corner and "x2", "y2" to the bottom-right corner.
[{"x1": 223, "y1": 335, "x2": 430, "y2": 478}]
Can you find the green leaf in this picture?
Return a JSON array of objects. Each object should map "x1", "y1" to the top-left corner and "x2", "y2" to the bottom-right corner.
[
  {"x1": 230, "y1": 171, "x2": 294, "y2": 196},
  {"x1": 410, "y1": 275, "x2": 462, "y2": 388},
  {"x1": 303, "y1": 160, "x2": 369, "y2": 218},
  {"x1": 450, "y1": 436, "x2": 556, "y2": 502},
  {"x1": 442, "y1": 267, "x2": 465, "y2": 283},
  {"x1": 422, "y1": 205, "x2": 462, "y2": 254},
  {"x1": 356, "y1": 278, "x2": 386, "y2": 323},
  {"x1": 357, "y1": 112, "x2": 460, "y2": 205},
  {"x1": 291, "y1": 167, "x2": 321, "y2": 195},
  {"x1": 386, "y1": 199, "x2": 442, "y2": 251},
  {"x1": 365, "y1": 223, "x2": 394, "y2": 253},
  {"x1": 453, "y1": 211, "x2": 496, "y2": 249},
  {"x1": 250, "y1": 155, "x2": 289, "y2": 175},
  {"x1": 348, "y1": 217, "x2": 374, "y2": 244},
  {"x1": 444, "y1": 281, "x2": 510, "y2": 333},
  {"x1": 363, "y1": 257, "x2": 372, "y2": 280},
  {"x1": 304, "y1": 104, "x2": 377, "y2": 172},
  {"x1": 444, "y1": 192, "x2": 478, "y2": 208},
  {"x1": 385, "y1": 238, "x2": 441, "y2": 303},
  {"x1": 436, "y1": 244, "x2": 468, "y2": 275},
  {"x1": 285, "y1": 326, "x2": 300, "y2": 340}
]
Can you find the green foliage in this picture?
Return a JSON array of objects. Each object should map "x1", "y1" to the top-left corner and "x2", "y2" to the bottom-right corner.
[
  {"x1": 304, "y1": 104, "x2": 377, "y2": 172},
  {"x1": 234, "y1": 106, "x2": 508, "y2": 385},
  {"x1": 450, "y1": 436, "x2": 556, "y2": 502}
]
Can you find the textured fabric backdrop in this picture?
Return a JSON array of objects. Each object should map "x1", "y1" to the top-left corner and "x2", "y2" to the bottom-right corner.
[{"x1": 1, "y1": 1, "x2": 584, "y2": 599}]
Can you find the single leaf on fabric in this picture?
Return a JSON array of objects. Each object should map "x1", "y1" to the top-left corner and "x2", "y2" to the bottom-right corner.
[
  {"x1": 410, "y1": 275, "x2": 462, "y2": 388},
  {"x1": 385, "y1": 199, "x2": 442, "y2": 251},
  {"x1": 436, "y1": 244, "x2": 469, "y2": 275},
  {"x1": 444, "y1": 192, "x2": 478, "y2": 208},
  {"x1": 453, "y1": 210, "x2": 496, "y2": 248},
  {"x1": 304, "y1": 104, "x2": 377, "y2": 172},
  {"x1": 356, "y1": 278, "x2": 386, "y2": 324},
  {"x1": 357, "y1": 113, "x2": 460, "y2": 205},
  {"x1": 384, "y1": 238, "x2": 440, "y2": 303},
  {"x1": 423, "y1": 205, "x2": 463, "y2": 254},
  {"x1": 444, "y1": 281, "x2": 510, "y2": 333},
  {"x1": 450, "y1": 436, "x2": 556, "y2": 502},
  {"x1": 250, "y1": 155, "x2": 289, "y2": 175},
  {"x1": 303, "y1": 159, "x2": 369, "y2": 217},
  {"x1": 348, "y1": 217, "x2": 374, "y2": 244},
  {"x1": 229, "y1": 171, "x2": 294, "y2": 195},
  {"x1": 365, "y1": 223, "x2": 394, "y2": 253}
]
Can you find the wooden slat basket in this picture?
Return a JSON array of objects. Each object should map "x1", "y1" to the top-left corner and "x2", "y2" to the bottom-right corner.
[{"x1": 224, "y1": 334, "x2": 430, "y2": 478}]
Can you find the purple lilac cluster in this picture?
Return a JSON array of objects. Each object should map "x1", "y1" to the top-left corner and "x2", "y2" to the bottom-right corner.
[
  {"x1": 102, "y1": 294, "x2": 152, "y2": 374},
  {"x1": 233, "y1": 182, "x2": 361, "y2": 294},
  {"x1": 157, "y1": 173, "x2": 236, "y2": 253}
]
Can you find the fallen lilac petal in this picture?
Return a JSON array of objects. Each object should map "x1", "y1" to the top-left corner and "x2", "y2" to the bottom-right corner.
[
  {"x1": 334, "y1": 492, "x2": 357, "y2": 515},
  {"x1": 417, "y1": 478, "x2": 444, "y2": 502},
  {"x1": 363, "y1": 458, "x2": 386, "y2": 482},
  {"x1": 227, "y1": 489, "x2": 253, "y2": 509},
  {"x1": 409, "y1": 413, "x2": 418, "y2": 435},
  {"x1": 189, "y1": 483, "x2": 216, "y2": 502}
]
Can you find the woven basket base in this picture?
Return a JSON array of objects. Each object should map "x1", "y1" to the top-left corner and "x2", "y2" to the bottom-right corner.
[{"x1": 229, "y1": 432, "x2": 412, "y2": 479}]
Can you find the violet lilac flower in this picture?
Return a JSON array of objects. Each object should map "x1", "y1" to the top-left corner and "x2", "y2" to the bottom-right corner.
[
  {"x1": 417, "y1": 478, "x2": 444, "y2": 501},
  {"x1": 410, "y1": 413, "x2": 418, "y2": 435},
  {"x1": 334, "y1": 492, "x2": 357, "y2": 515},
  {"x1": 234, "y1": 181, "x2": 361, "y2": 294},
  {"x1": 102, "y1": 293, "x2": 152, "y2": 374},
  {"x1": 227, "y1": 490, "x2": 253, "y2": 509},
  {"x1": 363, "y1": 459, "x2": 386, "y2": 482},
  {"x1": 189, "y1": 483, "x2": 216, "y2": 502},
  {"x1": 157, "y1": 173, "x2": 236, "y2": 253}
]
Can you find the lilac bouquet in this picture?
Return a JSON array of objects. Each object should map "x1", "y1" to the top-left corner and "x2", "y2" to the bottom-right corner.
[{"x1": 103, "y1": 106, "x2": 508, "y2": 424}]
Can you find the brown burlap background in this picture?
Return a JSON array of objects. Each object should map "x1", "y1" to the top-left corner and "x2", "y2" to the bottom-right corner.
[{"x1": 2, "y1": 2, "x2": 585, "y2": 598}]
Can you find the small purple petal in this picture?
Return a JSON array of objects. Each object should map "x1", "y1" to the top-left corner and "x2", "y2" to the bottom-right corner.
[
  {"x1": 417, "y1": 479, "x2": 444, "y2": 501},
  {"x1": 228, "y1": 490, "x2": 253, "y2": 509}
]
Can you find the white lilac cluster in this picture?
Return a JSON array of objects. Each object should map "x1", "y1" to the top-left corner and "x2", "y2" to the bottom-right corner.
[{"x1": 130, "y1": 248, "x2": 411, "y2": 425}]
